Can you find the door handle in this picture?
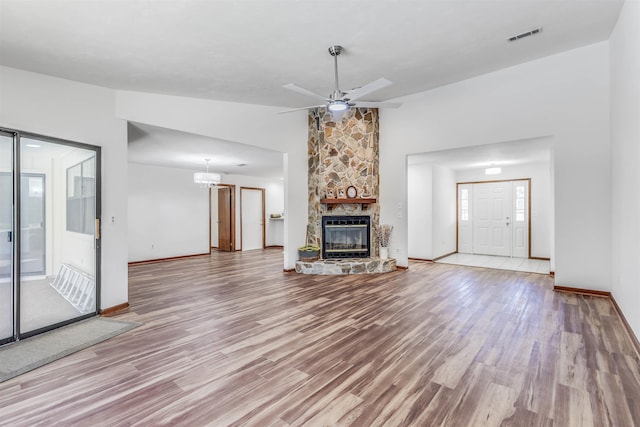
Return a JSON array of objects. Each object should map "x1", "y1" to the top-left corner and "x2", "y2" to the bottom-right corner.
[{"x1": 6, "y1": 231, "x2": 11, "y2": 243}]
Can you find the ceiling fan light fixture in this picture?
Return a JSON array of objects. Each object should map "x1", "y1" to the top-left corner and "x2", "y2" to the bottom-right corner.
[
  {"x1": 279, "y1": 45, "x2": 401, "y2": 114},
  {"x1": 328, "y1": 100, "x2": 349, "y2": 112}
]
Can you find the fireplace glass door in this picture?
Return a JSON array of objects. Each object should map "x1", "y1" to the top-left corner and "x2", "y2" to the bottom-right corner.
[{"x1": 322, "y1": 216, "x2": 371, "y2": 259}]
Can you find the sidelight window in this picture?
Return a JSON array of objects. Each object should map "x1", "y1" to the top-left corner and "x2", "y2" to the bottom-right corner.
[
  {"x1": 460, "y1": 188, "x2": 469, "y2": 221},
  {"x1": 515, "y1": 186, "x2": 525, "y2": 221}
]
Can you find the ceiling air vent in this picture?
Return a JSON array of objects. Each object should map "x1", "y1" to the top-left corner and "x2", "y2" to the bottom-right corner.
[{"x1": 508, "y1": 26, "x2": 543, "y2": 42}]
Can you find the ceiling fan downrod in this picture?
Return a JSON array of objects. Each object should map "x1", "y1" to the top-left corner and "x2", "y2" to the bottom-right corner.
[{"x1": 328, "y1": 45, "x2": 343, "y2": 100}]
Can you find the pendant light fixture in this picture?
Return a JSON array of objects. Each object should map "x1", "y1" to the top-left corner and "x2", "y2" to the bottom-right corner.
[{"x1": 194, "y1": 158, "x2": 221, "y2": 187}]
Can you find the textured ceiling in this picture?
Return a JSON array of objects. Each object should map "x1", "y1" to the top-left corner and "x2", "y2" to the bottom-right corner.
[
  {"x1": 408, "y1": 137, "x2": 552, "y2": 171},
  {"x1": 0, "y1": 0, "x2": 624, "y2": 108},
  {"x1": 128, "y1": 123, "x2": 284, "y2": 178},
  {"x1": 0, "y1": 1, "x2": 622, "y2": 174}
]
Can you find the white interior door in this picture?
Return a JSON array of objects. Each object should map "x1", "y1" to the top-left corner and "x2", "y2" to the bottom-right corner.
[
  {"x1": 210, "y1": 187, "x2": 218, "y2": 248},
  {"x1": 241, "y1": 188, "x2": 264, "y2": 251},
  {"x1": 472, "y1": 182, "x2": 511, "y2": 256}
]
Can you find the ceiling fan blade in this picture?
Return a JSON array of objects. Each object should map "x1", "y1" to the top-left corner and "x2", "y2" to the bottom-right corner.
[
  {"x1": 352, "y1": 101, "x2": 402, "y2": 109},
  {"x1": 282, "y1": 83, "x2": 328, "y2": 102},
  {"x1": 277, "y1": 105, "x2": 326, "y2": 114},
  {"x1": 344, "y1": 78, "x2": 393, "y2": 102}
]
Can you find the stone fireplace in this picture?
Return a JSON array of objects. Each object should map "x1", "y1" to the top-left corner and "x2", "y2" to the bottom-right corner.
[
  {"x1": 307, "y1": 107, "x2": 381, "y2": 253},
  {"x1": 296, "y1": 107, "x2": 396, "y2": 275}
]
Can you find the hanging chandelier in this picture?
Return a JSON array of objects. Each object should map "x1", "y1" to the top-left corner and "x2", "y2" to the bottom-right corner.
[{"x1": 194, "y1": 158, "x2": 221, "y2": 187}]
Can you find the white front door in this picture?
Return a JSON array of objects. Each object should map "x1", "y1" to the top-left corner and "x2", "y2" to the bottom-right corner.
[
  {"x1": 241, "y1": 188, "x2": 264, "y2": 251},
  {"x1": 458, "y1": 180, "x2": 529, "y2": 258},
  {"x1": 472, "y1": 181, "x2": 511, "y2": 256}
]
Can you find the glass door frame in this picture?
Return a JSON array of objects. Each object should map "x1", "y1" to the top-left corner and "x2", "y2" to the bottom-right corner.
[
  {"x1": 1, "y1": 127, "x2": 102, "y2": 343},
  {"x1": 0, "y1": 130, "x2": 15, "y2": 345}
]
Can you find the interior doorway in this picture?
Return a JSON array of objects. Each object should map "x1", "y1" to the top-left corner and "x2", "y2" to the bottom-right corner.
[
  {"x1": 210, "y1": 184, "x2": 235, "y2": 252},
  {"x1": 240, "y1": 187, "x2": 265, "y2": 251},
  {"x1": 458, "y1": 179, "x2": 530, "y2": 258}
]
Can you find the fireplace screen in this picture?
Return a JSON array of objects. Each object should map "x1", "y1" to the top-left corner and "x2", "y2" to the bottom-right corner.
[{"x1": 322, "y1": 216, "x2": 371, "y2": 259}]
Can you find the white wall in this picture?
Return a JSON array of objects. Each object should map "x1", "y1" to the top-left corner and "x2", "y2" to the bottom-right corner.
[
  {"x1": 610, "y1": 1, "x2": 640, "y2": 339},
  {"x1": 432, "y1": 165, "x2": 456, "y2": 258},
  {"x1": 128, "y1": 163, "x2": 210, "y2": 262},
  {"x1": 381, "y1": 42, "x2": 610, "y2": 291},
  {"x1": 408, "y1": 163, "x2": 456, "y2": 260},
  {"x1": 128, "y1": 164, "x2": 285, "y2": 262},
  {"x1": 115, "y1": 91, "x2": 307, "y2": 269},
  {"x1": 456, "y1": 161, "x2": 552, "y2": 259},
  {"x1": 408, "y1": 164, "x2": 433, "y2": 258},
  {"x1": 0, "y1": 66, "x2": 128, "y2": 310}
]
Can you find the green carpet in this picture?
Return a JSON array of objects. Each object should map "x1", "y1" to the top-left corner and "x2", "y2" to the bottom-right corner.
[{"x1": 0, "y1": 317, "x2": 141, "y2": 383}]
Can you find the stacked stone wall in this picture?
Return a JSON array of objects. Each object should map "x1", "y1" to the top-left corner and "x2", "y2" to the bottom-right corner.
[{"x1": 307, "y1": 108, "x2": 380, "y2": 254}]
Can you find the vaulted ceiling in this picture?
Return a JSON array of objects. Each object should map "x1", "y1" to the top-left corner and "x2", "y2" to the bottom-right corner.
[{"x1": 0, "y1": 0, "x2": 624, "y2": 174}]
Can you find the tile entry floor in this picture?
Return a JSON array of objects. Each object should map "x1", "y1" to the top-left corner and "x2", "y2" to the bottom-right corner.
[{"x1": 436, "y1": 253, "x2": 551, "y2": 274}]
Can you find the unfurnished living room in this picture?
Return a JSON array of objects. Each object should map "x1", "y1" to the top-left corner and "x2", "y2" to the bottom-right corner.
[{"x1": 0, "y1": 0, "x2": 639, "y2": 425}]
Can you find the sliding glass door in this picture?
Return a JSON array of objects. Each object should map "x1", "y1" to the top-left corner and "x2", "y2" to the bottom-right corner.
[
  {"x1": 0, "y1": 132, "x2": 14, "y2": 344},
  {"x1": 0, "y1": 129, "x2": 100, "y2": 341}
]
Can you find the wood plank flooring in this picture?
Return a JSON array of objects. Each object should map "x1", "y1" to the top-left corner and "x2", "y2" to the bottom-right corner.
[{"x1": 1, "y1": 248, "x2": 639, "y2": 426}]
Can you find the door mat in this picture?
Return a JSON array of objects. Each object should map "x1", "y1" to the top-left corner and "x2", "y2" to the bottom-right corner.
[{"x1": 0, "y1": 317, "x2": 141, "y2": 383}]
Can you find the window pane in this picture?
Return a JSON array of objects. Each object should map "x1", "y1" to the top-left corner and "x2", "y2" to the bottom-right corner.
[
  {"x1": 67, "y1": 157, "x2": 96, "y2": 235},
  {"x1": 515, "y1": 185, "x2": 525, "y2": 222},
  {"x1": 21, "y1": 138, "x2": 98, "y2": 334}
]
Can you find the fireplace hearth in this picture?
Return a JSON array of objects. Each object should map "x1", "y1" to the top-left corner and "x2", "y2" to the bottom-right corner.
[{"x1": 322, "y1": 216, "x2": 370, "y2": 259}]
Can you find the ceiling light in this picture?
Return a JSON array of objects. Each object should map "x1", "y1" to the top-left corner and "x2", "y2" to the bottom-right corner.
[
  {"x1": 327, "y1": 100, "x2": 349, "y2": 112},
  {"x1": 485, "y1": 167, "x2": 502, "y2": 175},
  {"x1": 194, "y1": 158, "x2": 221, "y2": 187},
  {"x1": 25, "y1": 144, "x2": 40, "y2": 148}
]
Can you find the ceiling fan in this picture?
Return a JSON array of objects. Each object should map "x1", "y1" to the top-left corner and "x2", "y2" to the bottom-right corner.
[{"x1": 279, "y1": 45, "x2": 401, "y2": 114}]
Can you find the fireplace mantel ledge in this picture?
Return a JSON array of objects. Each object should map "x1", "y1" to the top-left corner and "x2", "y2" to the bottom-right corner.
[{"x1": 320, "y1": 198, "x2": 376, "y2": 210}]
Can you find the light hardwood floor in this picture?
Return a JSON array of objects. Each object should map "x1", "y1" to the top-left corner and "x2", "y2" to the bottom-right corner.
[{"x1": 1, "y1": 249, "x2": 639, "y2": 426}]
